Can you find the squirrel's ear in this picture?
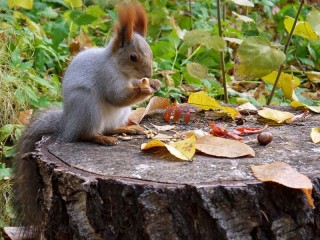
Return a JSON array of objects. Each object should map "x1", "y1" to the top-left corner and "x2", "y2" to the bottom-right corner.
[
  {"x1": 133, "y1": 3, "x2": 147, "y2": 37},
  {"x1": 113, "y1": 3, "x2": 135, "y2": 50}
]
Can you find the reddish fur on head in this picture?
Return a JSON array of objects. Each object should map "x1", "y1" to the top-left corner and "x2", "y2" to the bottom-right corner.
[{"x1": 113, "y1": 2, "x2": 147, "y2": 51}]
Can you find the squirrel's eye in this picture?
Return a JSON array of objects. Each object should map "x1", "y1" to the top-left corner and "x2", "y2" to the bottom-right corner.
[{"x1": 130, "y1": 53, "x2": 138, "y2": 62}]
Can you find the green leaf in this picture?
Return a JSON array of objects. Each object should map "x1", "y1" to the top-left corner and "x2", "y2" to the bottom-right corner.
[
  {"x1": 186, "y1": 62, "x2": 215, "y2": 80},
  {"x1": 85, "y1": 5, "x2": 106, "y2": 18},
  {"x1": 0, "y1": 124, "x2": 14, "y2": 142},
  {"x1": 40, "y1": 7, "x2": 58, "y2": 19},
  {"x1": 183, "y1": 30, "x2": 226, "y2": 52},
  {"x1": 0, "y1": 167, "x2": 12, "y2": 180},
  {"x1": 7, "y1": 0, "x2": 34, "y2": 9},
  {"x1": 50, "y1": 18, "x2": 69, "y2": 47},
  {"x1": 307, "y1": 10, "x2": 320, "y2": 37},
  {"x1": 69, "y1": 11, "x2": 97, "y2": 25},
  {"x1": 234, "y1": 36, "x2": 285, "y2": 81},
  {"x1": 64, "y1": 0, "x2": 82, "y2": 8},
  {"x1": 29, "y1": 74, "x2": 55, "y2": 89}
]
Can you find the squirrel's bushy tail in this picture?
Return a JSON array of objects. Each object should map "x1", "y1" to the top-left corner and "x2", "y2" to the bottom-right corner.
[{"x1": 13, "y1": 109, "x2": 62, "y2": 237}]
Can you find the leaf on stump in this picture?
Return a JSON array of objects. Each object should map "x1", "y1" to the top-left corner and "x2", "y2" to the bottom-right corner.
[
  {"x1": 188, "y1": 91, "x2": 239, "y2": 120},
  {"x1": 150, "y1": 124, "x2": 175, "y2": 131},
  {"x1": 251, "y1": 162, "x2": 314, "y2": 208},
  {"x1": 290, "y1": 100, "x2": 320, "y2": 113},
  {"x1": 195, "y1": 135, "x2": 255, "y2": 158},
  {"x1": 258, "y1": 108, "x2": 294, "y2": 123},
  {"x1": 141, "y1": 135, "x2": 196, "y2": 161},
  {"x1": 311, "y1": 127, "x2": 320, "y2": 144}
]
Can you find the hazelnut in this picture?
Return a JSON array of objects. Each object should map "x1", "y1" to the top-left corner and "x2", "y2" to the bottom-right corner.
[{"x1": 257, "y1": 132, "x2": 273, "y2": 146}]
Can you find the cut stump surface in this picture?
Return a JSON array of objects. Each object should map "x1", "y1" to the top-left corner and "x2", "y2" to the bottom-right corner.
[{"x1": 15, "y1": 108, "x2": 320, "y2": 239}]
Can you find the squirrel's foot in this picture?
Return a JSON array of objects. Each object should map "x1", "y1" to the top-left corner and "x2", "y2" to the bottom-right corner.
[
  {"x1": 85, "y1": 134, "x2": 120, "y2": 146},
  {"x1": 111, "y1": 125, "x2": 145, "y2": 135}
]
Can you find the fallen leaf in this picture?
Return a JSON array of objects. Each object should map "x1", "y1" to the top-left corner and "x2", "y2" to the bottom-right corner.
[
  {"x1": 285, "y1": 110, "x2": 309, "y2": 124},
  {"x1": 196, "y1": 135, "x2": 255, "y2": 158},
  {"x1": 311, "y1": 127, "x2": 320, "y2": 143},
  {"x1": 150, "y1": 124, "x2": 175, "y2": 131},
  {"x1": 141, "y1": 135, "x2": 196, "y2": 161},
  {"x1": 183, "y1": 129, "x2": 209, "y2": 139},
  {"x1": 128, "y1": 96, "x2": 170, "y2": 124},
  {"x1": 305, "y1": 71, "x2": 320, "y2": 83},
  {"x1": 251, "y1": 162, "x2": 314, "y2": 208},
  {"x1": 290, "y1": 100, "x2": 320, "y2": 113},
  {"x1": 152, "y1": 133, "x2": 173, "y2": 141},
  {"x1": 237, "y1": 102, "x2": 258, "y2": 111},
  {"x1": 258, "y1": 107, "x2": 294, "y2": 123},
  {"x1": 188, "y1": 91, "x2": 239, "y2": 119}
]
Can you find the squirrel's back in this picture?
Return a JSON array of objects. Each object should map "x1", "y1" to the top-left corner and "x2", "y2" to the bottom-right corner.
[{"x1": 13, "y1": 2, "x2": 154, "y2": 238}]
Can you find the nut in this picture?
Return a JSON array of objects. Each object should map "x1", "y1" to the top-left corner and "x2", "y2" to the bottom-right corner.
[{"x1": 257, "y1": 132, "x2": 273, "y2": 146}]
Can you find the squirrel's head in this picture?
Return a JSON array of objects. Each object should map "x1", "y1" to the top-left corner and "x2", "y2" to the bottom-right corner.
[{"x1": 112, "y1": 2, "x2": 153, "y2": 79}]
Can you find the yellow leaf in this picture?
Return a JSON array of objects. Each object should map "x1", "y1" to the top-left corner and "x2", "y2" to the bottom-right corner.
[
  {"x1": 306, "y1": 71, "x2": 320, "y2": 83},
  {"x1": 188, "y1": 91, "x2": 239, "y2": 119},
  {"x1": 141, "y1": 135, "x2": 196, "y2": 161},
  {"x1": 290, "y1": 100, "x2": 320, "y2": 113},
  {"x1": 258, "y1": 107, "x2": 294, "y2": 123},
  {"x1": 196, "y1": 135, "x2": 255, "y2": 158},
  {"x1": 284, "y1": 16, "x2": 320, "y2": 42},
  {"x1": 262, "y1": 71, "x2": 300, "y2": 89},
  {"x1": 280, "y1": 74, "x2": 294, "y2": 99},
  {"x1": 64, "y1": 0, "x2": 83, "y2": 8},
  {"x1": 311, "y1": 127, "x2": 320, "y2": 144},
  {"x1": 251, "y1": 162, "x2": 314, "y2": 208},
  {"x1": 7, "y1": 0, "x2": 33, "y2": 9},
  {"x1": 13, "y1": 11, "x2": 43, "y2": 34}
]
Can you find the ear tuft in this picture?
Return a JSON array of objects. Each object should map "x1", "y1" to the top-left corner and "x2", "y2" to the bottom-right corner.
[
  {"x1": 133, "y1": 3, "x2": 147, "y2": 37},
  {"x1": 112, "y1": 2, "x2": 148, "y2": 51}
]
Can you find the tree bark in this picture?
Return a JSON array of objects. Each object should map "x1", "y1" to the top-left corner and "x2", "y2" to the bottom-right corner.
[{"x1": 11, "y1": 110, "x2": 320, "y2": 239}]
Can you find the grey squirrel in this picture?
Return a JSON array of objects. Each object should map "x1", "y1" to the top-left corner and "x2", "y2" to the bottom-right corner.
[{"x1": 13, "y1": 2, "x2": 161, "y2": 237}]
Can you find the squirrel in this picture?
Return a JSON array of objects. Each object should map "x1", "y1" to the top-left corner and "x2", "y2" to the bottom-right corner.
[{"x1": 13, "y1": 2, "x2": 161, "y2": 237}]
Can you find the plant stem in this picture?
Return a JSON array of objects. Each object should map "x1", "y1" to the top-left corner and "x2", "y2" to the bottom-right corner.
[
  {"x1": 266, "y1": 0, "x2": 304, "y2": 105},
  {"x1": 180, "y1": 45, "x2": 201, "y2": 66},
  {"x1": 189, "y1": 0, "x2": 193, "y2": 30},
  {"x1": 217, "y1": 0, "x2": 228, "y2": 103}
]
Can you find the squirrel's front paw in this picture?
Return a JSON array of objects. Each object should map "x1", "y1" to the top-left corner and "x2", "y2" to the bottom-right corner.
[
  {"x1": 149, "y1": 79, "x2": 162, "y2": 92},
  {"x1": 134, "y1": 78, "x2": 162, "y2": 95}
]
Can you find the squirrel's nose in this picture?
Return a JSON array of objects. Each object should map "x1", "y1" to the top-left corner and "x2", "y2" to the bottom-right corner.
[{"x1": 144, "y1": 66, "x2": 152, "y2": 78}]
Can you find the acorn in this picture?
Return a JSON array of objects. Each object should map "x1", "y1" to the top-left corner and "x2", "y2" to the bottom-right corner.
[{"x1": 257, "y1": 132, "x2": 273, "y2": 146}]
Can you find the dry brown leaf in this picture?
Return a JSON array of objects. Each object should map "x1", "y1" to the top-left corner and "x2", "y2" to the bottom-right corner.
[
  {"x1": 128, "y1": 96, "x2": 170, "y2": 124},
  {"x1": 251, "y1": 162, "x2": 314, "y2": 208},
  {"x1": 195, "y1": 135, "x2": 255, "y2": 158}
]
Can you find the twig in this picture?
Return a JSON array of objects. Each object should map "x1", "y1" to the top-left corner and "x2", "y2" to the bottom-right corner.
[
  {"x1": 217, "y1": 0, "x2": 228, "y2": 103},
  {"x1": 267, "y1": 0, "x2": 304, "y2": 105}
]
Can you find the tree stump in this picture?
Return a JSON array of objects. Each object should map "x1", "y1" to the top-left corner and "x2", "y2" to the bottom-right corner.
[{"x1": 11, "y1": 109, "x2": 320, "y2": 239}]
